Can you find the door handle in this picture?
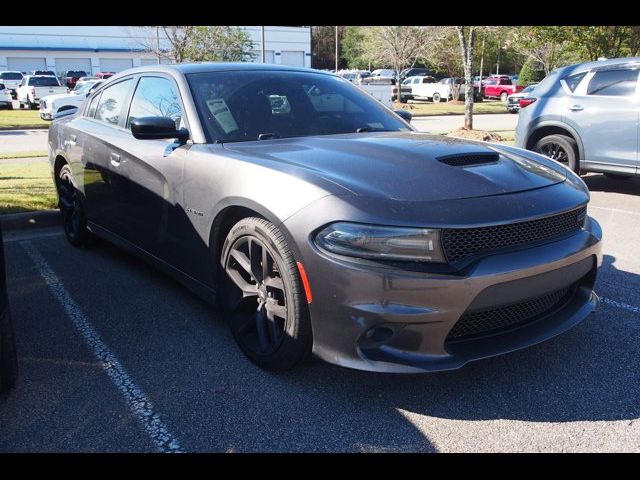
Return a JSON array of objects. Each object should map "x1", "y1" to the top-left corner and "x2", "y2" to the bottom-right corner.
[
  {"x1": 569, "y1": 105, "x2": 584, "y2": 111},
  {"x1": 110, "y1": 153, "x2": 121, "y2": 167}
]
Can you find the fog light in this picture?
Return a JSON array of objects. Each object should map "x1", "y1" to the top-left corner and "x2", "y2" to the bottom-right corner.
[{"x1": 365, "y1": 326, "x2": 394, "y2": 343}]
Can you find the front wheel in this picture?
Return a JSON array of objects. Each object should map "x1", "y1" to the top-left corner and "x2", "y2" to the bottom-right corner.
[
  {"x1": 57, "y1": 164, "x2": 90, "y2": 247},
  {"x1": 533, "y1": 134, "x2": 580, "y2": 174},
  {"x1": 500, "y1": 91, "x2": 508, "y2": 102},
  {"x1": 432, "y1": 92, "x2": 441, "y2": 103},
  {"x1": 220, "y1": 217, "x2": 312, "y2": 370}
]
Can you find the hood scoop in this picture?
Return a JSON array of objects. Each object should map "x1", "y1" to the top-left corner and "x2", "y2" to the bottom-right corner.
[{"x1": 437, "y1": 152, "x2": 500, "y2": 167}]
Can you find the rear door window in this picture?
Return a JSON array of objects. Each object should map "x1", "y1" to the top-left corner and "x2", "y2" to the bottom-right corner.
[
  {"x1": 587, "y1": 68, "x2": 639, "y2": 96},
  {"x1": 94, "y1": 79, "x2": 133, "y2": 126}
]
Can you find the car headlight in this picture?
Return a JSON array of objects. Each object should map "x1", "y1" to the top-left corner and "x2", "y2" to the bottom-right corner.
[{"x1": 315, "y1": 222, "x2": 446, "y2": 263}]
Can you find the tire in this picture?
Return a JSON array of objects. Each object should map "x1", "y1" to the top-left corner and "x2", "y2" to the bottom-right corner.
[
  {"x1": 220, "y1": 217, "x2": 312, "y2": 370},
  {"x1": 56, "y1": 164, "x2": 90, "y2": 247},
  {"x1": 604, "y1": 173, "x2": 633, "y2": 180},
  {"x1": 432, "y1": 92, "x2": 441, "y2": 103},
  {"x1": 0, "y1": 304, "x2": 18, "y2": 394},
  {"x1": 533, "y1": 134, "x2": 580, "y2": 174},
  {"x1": 500, "y1": 91, "x2": 508, "y2": 102},
  {"x1": 26, "y1": 96, "x2": 35, "y2": 110}
]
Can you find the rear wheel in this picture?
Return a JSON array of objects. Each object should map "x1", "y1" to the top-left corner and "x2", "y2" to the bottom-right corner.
[
  {"x1": 533, "y1": 134, "x2": 580, "y2": 174},
  {"x1": 220, "y1": 217, "x2": 312, "y2": 370},
  {"x1": 57, "y1": 164, "x2": 89, "y2": 247},
  {"x1": 432, "y1": 92, "x2": 441, "y2": 103},
  {"x1": 500, "y1": 91, "x2": 508, "y2": 102}
]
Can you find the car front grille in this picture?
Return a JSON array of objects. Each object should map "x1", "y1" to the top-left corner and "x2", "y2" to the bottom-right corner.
[
  {"x1": 446, "y1": 284, "x2": 576, "y2": 341},
  {"x1": 442, "y1": 206, "x2": 587, "y2": 263}
]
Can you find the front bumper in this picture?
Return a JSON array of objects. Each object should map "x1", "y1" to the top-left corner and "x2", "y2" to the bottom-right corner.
[{"x1": 286, "y1": 202, "x2": 602, "y2": 373}]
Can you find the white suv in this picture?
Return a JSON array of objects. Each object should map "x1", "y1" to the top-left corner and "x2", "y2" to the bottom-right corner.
[{"x1": 516, "y1": 57, "x2": 640, "y2": 178}]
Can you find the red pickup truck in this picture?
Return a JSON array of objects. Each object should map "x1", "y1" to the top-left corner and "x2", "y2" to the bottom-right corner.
[{"x1": 482, "y1": 75, "x2": 524, "y2": 102}]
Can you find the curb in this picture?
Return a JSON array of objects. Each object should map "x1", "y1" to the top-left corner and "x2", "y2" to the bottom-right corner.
[
  {"x1": 0, "y1": 210, "x2": 61, "y2": 233},
  {"x1": 0, "y1": 125, "x2": 49, "y2": 131}
]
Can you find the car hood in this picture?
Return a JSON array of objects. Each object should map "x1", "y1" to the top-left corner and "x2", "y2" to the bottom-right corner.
[{"x1": 222, "y1": 132, "x2": 567, "y2": 202}]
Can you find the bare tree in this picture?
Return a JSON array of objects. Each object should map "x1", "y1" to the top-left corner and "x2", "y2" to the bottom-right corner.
[
  {"x1": 125, "y1": 26, "x2": 196, "y2": 63},
  {"x1": 456, "y1": 26, "x2": 476, "y2": 129}
]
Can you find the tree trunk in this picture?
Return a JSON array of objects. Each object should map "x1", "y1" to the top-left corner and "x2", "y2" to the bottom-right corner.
[{"x1": 456, "y1": 27, "x2": 475, "y2": 130}]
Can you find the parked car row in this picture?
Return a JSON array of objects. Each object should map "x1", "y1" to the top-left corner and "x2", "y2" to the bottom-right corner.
[
  {"x1": 39, "y1": 79, "x2": 104, "y2": 120},
  {"x1": 402, "y1": 76, "x2": 482, "y2": 103},
  {"x1": 0, "y1": 70, "x2": 116, "y2": 98}
]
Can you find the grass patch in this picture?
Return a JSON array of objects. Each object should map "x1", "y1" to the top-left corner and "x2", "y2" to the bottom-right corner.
[
  {"x1": 0, "y1": 158, "x2": 57, "y2": 214},
  {"x1": 0, "y1": 150, "x2": 48, "y2": 159},
  {"x1": 396, "y1": 100, "x2": 508, "y2": 116},
  {"x1": 0, "y1": 109, "x2": 49, "y2": 128}
]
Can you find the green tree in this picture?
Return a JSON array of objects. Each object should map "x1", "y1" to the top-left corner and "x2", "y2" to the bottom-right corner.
[
  {"x1": 185, "y1": 26, "x2": 255, "y2": 62},
  {"x1": 568, "y1": 26, "x2": 630, "y2": 61},
  {"x1": 518, "y1": 59, "x2": 546, "y2": 86},
  {"x1": 341, "y1": 26, "x2": 374, "y2": 69}
]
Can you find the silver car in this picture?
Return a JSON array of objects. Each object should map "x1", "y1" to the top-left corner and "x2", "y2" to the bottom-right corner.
[{"x1": 516, "y1": 57, "x2": 640, "y2": 178}]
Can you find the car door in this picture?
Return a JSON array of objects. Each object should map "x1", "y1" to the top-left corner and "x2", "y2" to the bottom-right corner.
[
  {"x1": 78, "y1": 77, "x2": 136, "y2": 236},
  {"x1": 116, "y1": 74, "x2": 191, "y2": 264},
  {"x1": 566, "y1": 65, "x2": 639, "y2": 174}
]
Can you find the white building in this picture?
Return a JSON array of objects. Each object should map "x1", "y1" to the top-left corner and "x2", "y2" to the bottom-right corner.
[{"x1": 0, "y1": 26, "x2": 311, "y2": 74}]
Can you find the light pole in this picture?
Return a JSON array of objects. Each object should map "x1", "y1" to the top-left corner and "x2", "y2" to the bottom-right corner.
[{"x1": 261, "y1": 26, "x2": 266, "y2": 64}]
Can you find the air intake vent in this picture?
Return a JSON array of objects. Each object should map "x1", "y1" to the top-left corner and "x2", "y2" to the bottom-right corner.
[{"x1": 437, "y1": 152, "x2": 500, "y2": 167}]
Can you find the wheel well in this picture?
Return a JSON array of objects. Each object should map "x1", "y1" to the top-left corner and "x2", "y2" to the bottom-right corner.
[
  {"x1": 210, "y1": 206, "x2": 264, "y2": 262},
  {"x1": 53, "y1": 155, "x2": 67, "y2": 183},
  {"x1": 526, "y1": 126, "x2": 580, "y2": 157}
]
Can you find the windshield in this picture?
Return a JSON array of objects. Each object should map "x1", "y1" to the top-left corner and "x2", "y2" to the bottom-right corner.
[
  {"x1": 28, "y1": 77, "x2": 60, "y2": 86},
  {"x1": 187, "y1": 70, "x2": 411, "y2": 144},
  {"x1": 1, "y1": 72, "x2": 22, "y2": 80}
]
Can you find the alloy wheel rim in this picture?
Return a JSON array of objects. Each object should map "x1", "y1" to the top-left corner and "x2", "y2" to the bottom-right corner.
[
  {"x1": 224, "y1": 236, "x2": 288, "y2": 355},
  {"x1": 540, "y1": 142, "x2": 569, "y2": 164}
]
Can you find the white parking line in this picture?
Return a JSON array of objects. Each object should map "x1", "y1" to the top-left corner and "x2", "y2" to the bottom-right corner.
[
  {"x1": 601, "y1": 297, "x2": 640, "y2": 315},
  {"x1": 20, "y1": 240, "x2": 184, "y2": 453}
]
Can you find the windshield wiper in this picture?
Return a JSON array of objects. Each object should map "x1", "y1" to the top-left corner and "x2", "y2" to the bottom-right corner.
[
  {"x1": 355, "y1": 127, "x2": 393, "y2": 133},
  {"x1": 257, "y1": 133, "x2": 280, "y2": 140}
]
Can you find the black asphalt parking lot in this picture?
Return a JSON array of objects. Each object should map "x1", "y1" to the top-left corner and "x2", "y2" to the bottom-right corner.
[{"x1": 1, "y1": 174, "x2": 639, "y2": 452}]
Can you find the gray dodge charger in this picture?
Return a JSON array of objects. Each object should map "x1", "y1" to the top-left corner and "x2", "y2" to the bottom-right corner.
[{"x1": 47, "y1": 63, "x2": 602, "y2": 373}]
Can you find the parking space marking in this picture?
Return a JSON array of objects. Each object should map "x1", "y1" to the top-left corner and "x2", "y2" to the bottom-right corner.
[
  {"x1": 20, "y1": 240, "x2": 184, "y2": 453},
  {"x1": 602, "y1": 297, "x2": 640, "y2": 315},
  {"x1": 589, "y1": 205, "x2": 640, "y2": 217}
]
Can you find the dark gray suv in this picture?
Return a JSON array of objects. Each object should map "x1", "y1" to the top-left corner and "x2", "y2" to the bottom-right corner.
[{"x1": 516, "y1": 57, "x2": 640, "y2": 178}]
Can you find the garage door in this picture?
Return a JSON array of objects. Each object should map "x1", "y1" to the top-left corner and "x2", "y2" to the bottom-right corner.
[
  {"x1": 253, "y1": 50, "x2": 275, "y2": 64},
  {"x1": 140, "y1": 58, "x2": 172, "y2": 66},
  {"x1": 54, "y1": 58, "x2": 92, "y2": 76},
  {"x1": 280, "y1": 51, "x2": 304, "y2": 67},
  {"x1": 7, "y1": 57, "x2": 46, "y2": 73},
  {"x1": 99, "y1": 58, "x2": 133, "y2": 73}
]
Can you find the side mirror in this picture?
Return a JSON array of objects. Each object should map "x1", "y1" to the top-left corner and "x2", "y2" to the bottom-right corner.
[
  {"x1": 131, "y1": 116, "x2": 189, "y2": 143},
  {"x1": 393, "y1": 109, "x2": 412, "y2": 123}
]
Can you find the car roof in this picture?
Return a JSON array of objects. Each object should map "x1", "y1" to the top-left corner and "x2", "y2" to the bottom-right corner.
[
  {"x1": 104, "y1": 62, "x2": 334, "y2": 84},
  {"x1": 555, "y1": 56, "x2": 640, "y2": 76}
]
